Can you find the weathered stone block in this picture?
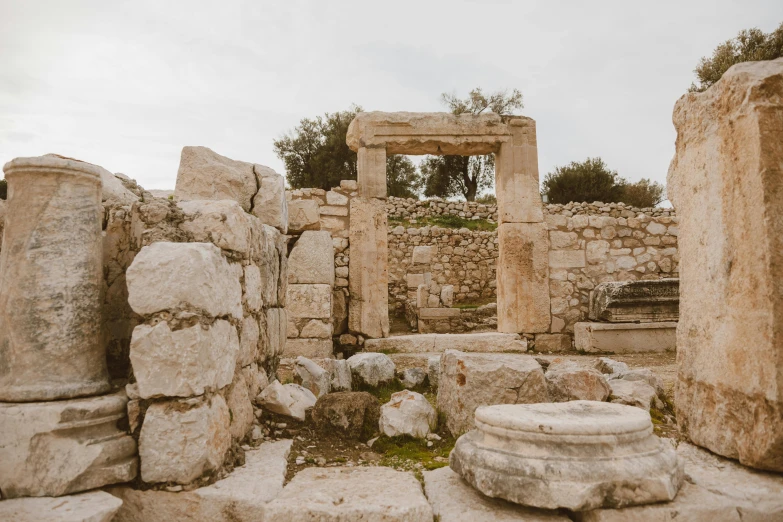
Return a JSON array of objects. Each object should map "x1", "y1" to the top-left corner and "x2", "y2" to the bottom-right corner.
[
  {"x1": 0, "y1": 491, "x2": 124, "y2": 522},
  {"x1": 667, "y1": 59, "x2": 783, "y2": 471},
  {"x1": 127, "y1": 242, "x2": 242, "y2": 319},
  {"x1": 226, "y1": 371, "x2": 254, "y2": 441},
  {"x1": 589, "y1": 278, "x2": 679, "y2": 322},
  {"x1": 497, "y1": 222, "x2": 550, "y2": 333},
  {"x1": 139, "y1": 395, "x2": 231, "y2": 484},
  {"x1": 574, "y1": 322, "x2": 676, "y2": 353},
  {"x1": 534, "y1": 333, "x2": 572, "y2": 352},
  {"x1": 286, "y1": 283, "x2": 332, "y2": 319},
  {"x1": 495, "y1": 124, "x2": 545, "y2": 224},
  {"x1": 437, "y1": 350, "x2": 548, "y2": 436},
  {"x1": 287, "y1": 199, "x2": 320, "y2": 233},
  {"x1": 130, "y1": 320, "x2": 238, "y2": 399},
  {"x1": 175, "y1": 146, "x2": 257, "y2": 211},
  {"x1": 0, "y1": 391, "x2": 138, "y2": 498},
  {"x1": 283, "y1": 338, "x2": 333, "y2": 359},
  {"x1": 349, "y1": 197, "x2": 389, "y2": 338},
  {"x1": 548, "y1": 249, "x2": 586, "y2": 268},
  {"x1": 357, "y1": 146, "x2": 387, "y2": 198},
  {"x1": 311, "y1": 392, "x2": 380, "y2": 441},
  {"x1": 178, "y1": 199, "x2": 252, "y2": 256},
  {"x1": 288, "y1": 231, "x2": 335, "y2": 285},
  {"x1": 252, "y1": 164, "x2": 288, "y2": 233},
  {"x1": 364, "y1": 333, "x2": 527, "y2": 354},
  {"x1": 545, "y1": 361, "x2": 611, "y2": 402},
  {"x1": 412, "y1": 245, "x2": 436, "y2": 264}
]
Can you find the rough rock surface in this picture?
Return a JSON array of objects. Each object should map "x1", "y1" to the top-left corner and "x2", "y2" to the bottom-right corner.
[
  {"x1": 609, "y1": 380, "x2": 658, "y2": 410},
  {"x1": 264, "y1": 466, "x2": 433, "y2": 521},
  {"x1": 130, "y1": 320, "x2": 238, "y2": 399},
  {"x1": 311, "y1": 391, "x2": 381, "y2": 441},
  {"x1": 294, "y1": 356, "x2": 331, "y2": 397},
  {"x1": 126, "y1": 242, "x2": 242, "y2": 319},
  {"x1": 226, "y1": 372, "x2": 255, "y2": 441},
  {"x1": 347, "y1": 352, "x2": 396, "y2": 387},
  {"x1": 178, "y1": 199, "x2": 253, "y2": 255},
  {"x1": 668, "y1": 58, "x2": 783, "y2": 471},
  {"x1": 0, "y1": 391, "x2": 137, "y2": 498},
  {"x1": 175, "y1": 146, "x2": 257, "y2": 212},
  {"x1": 399, "y1": 367, "x2": 427, "y2": 388},
  {"x1": 139, "y1": 396, "x2": 231, "y2": 484},
  {"x1": 594, "y1": 357, "x2": 630, "y2": 376},
  {"x1": 450, "y1": 402, "x2": 683, "y2": 511},
  {"x1": 286, "y1": 283, "x2": 332, "y2": 320},
  {"x1": 0, "y1": 491, "x2": 123, "y2": 522},
  {"x1": 252, "y1": 164, "x2": 288, "y2": 233},
  {"x1": 380, "y1": 390, "x2": 437, "y2": 438},
  {"x1": 256, "y1": 381, "x2": 317, "y2": 421},
  {"x1": 437, "y1": 350, "x2": 548, "y2": 436},
  {"x1": 317, "y1": 358, "x2": 352, "y2": 391},
  {"x1": 364, "y1": 332, "x2": 527, "y2": 354},
  {"x1": 545, "y1": 361, "x2": 611, "y2": 402},
  {"x1": 288, "y1": 231, "x2": 335, "y2": 285},
  {"x1": 424, "y1": 467, "x2": 569, "y2": 522}
]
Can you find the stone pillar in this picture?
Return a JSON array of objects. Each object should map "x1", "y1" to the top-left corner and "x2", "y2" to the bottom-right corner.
[
  {"x1": 349, "y1": 197, "x2": 389, "y2": 338},
  {"x1": 0, "y1": 155, "x2": 109, "y2": 402},
  {"x1": 357, "y1": 146, "x2": 386, "y2": 199},
  {"x1": 668, "y1": 58, "x2": 783, "y2": 471},
  {"x1": 495, "y1": 117, "x2": 550, "y2": 333}
]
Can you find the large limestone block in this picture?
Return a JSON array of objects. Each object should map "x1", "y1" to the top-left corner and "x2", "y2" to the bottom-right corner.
[
  {"x1": 364, "y1": 332, "x2": 527, "y2": 354},
  {"x1": 347, "y1": 352, "x2": 396, "y2": 387},
  {"x1": 667, "y1": 58, "x2": 783, "y2": 470},
  {"x1": 288, "y1": 231, "x2": 335, "y2": 285},
  {"x1": 495, "y1": 119, "x2": 545, "y2": 224},
  {"x1": 497, "y1": 222, "x2": 550, "y2": 334},
  {"x1": 0, "y1": 155, "x2": 108, "y2": 401},
  {"x1": 266, "y1": 308, "x2": 288, "y2": 358},
  {"x1": 250, "y1": 222, "x2": 282, "y2": 307},
  {"x1": 574, "y1": 322, "x2": 677, "y2": 353},
  {"x1": 264, "y1": 466, "x2": 433, "y2": 521},
  {"x1": 283, "y1": 338, "x2": 333, "y2": 358},
  {"x1": 109, "y1": 440, "x2": 292, "y2": 522},
  {"x1": 0, "y1": 391, "x2": 138, "y2": 498},
  {"x1": 294, "y1": 356, "x2": 331, "y2": 397},
  {"x1": 450, "y1": 402, "x2": 683, "y2": 511},
  {"x1": 252, "y1": 164, "x2": 288, "y2": 233},
  {"x1": 127, "y1": 242, "x2": 242, "y2": 319},
  {"x1": 287, "y1": 199, "x2": 321, "y2": 233},
  {"x1": 179, "y1": 199, "x2": 253, "y2": 256},
  {"x1": 226, "y1": 371, "x2": 255, "y2": 441},
  {"x1": 357, "y1": 146, "x2": 387, "y2": 198},
  {"x1": 380, "y1": 390, "x2": 437, "y2": 438},
  {"x1": 175, "y1": 146, "x2": 257, "y2": 212},
  {"x1": 130, "y1": 320, "x2": 238, "y2": 399},
  {"x1": 286, "y1": 283, "x2": 332, "y2": 319},
  {"x1": 139, "y1": 395, "x2": 231, "y2": 484},
  {"x1": 349, "y1": 197, "x2": 390, "y2": 338},
  {"x1": 437, "y1": 350, "x2": 548, "y2": 436},
  {"x1": 0, "y1": 491, "x2": 123, "y2": 522},
  {"x1": 545, "y1": 361, "x2": 611, "y2": 402},
  {"x1": 256, "y1": 381, "x2": 316, "y2": 421},
  {"x1": 424, "y1": 466, "x2": 569, "y2": 522}
]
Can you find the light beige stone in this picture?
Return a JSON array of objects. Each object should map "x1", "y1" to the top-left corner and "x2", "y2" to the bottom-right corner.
[
  {"x1": 243, "y1": 265, "x2": 263, "y2": 312},
  {"x1": 130, "y1": 320, "x2": 238, "y2": 399},
  {"x1": 139, "y1": 395, "x2": 231, "y2": 484},
  {"x1": 0, "y1": 491, "x2": 123, "y2": 522},
  {"x1": 282, "y1": 338, "x2": 333, "y2": 359},
  {"x1": 497, "y1": 222, "x2": 550, "y2": 334},
  {"x1": 357, "y1": 146, "x2": 387, "y2": 198},
  {"x1": 252, "y1": 164, "x2": 288, "y2": 233},
  {"x1": 179, "y1": 199, "x2": 252, "y2": 256},
  {"x1": 574, "y1": 322, "x2": 676, "y2": 353},
  {"x1": 175, "y1": 146, "x2": 257, "y2": 211},
  {"x1": 380, "y1": 390, "x2": 437, "y2": 438},
  {"x1": 546, "y1": 361, "x2": 611, "y2": 402},
  {"x1": 256, "y1": 381, "x2": 316, "y2": 421},
  {"x1": 349, "y1": 197, "x2": 389, "y2": 338},
  {"x1": 286, "y1": 283, "x2": 332, "y2": 320},
  {"x1": 419, "y1": 307, "x2": 461, "y2": 319},
  {"x1": 226, "y1": 371, "x2": 254, "y2": 440},
  {"x1": 535, "y1": 333, "x2": 573, "y2": 352},
  {"x1": 437, "y1": 350, "x2": 548, "y2": 436},
  {"x1": 495, "y1": 119, "x2": 545, "y2": 224},
  {"x1": 450, "y1": 402, "x2": 683, "y2": 511},
  {"x1": 109, "y1": 440, "x2": 292, "y2": 522},
  {"x1": 347, "y1": 352, "x2": 396, "y2": 387},
  {"x1": 288, "y1": 231, "x2": 335, "y2": 285},
  {"x1": 239, "y1": 314, "x2": 260, "y2": 366},
  {"x1": 319, "y1": 204, "x2": 348, "y2": 216},
  {"x1": 364, "y1": 332, "x2": 528, "y2": 354},
  {"x1": 609, "y1": 379, "x2": 658, "y2": 410},
  {"x1": 299, "y1": 319, "x2": 332, "y2": 338},
  {"x1": 0, "y1": 155, "x2": 108, "y2": 401},
  {"x1": 295, "y1": 356, "x2": 331, "y2": 397},
  {"x1": 264, "y1": 466, "x2": 433, "y2": 521},
  {"x1": 412, "y1": 245, "x2": 436, "y2": 264},
  {"x1": 0, "y1": 391, "x2": 137, "y2": 498},
  {"x1": 548, "y1": 249, "x2": 586, "y2": 268},
  {"x1": 287, "y1": 199, "x2": 320, "y2": 233},
  {"x1": 424, "y1": 466, "x2": 569, "y2": 522},
  {"x1": 332, "y1": 288, "x2": 348, "y2": 335},
  {"x1": 127, "y1": 242, "x2": 242, "y2": 319},
  {"x1": 668, "y1": 58, "x2": 783, "y2": 471}
]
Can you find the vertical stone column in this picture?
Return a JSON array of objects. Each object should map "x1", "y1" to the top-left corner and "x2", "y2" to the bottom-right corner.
[
  {"x1": 349, "y1": 197, "x2": 389, "y2": 338},
  {"x1": 0, "y1": 155, "x2": 109, "y2": 401},
  {"x1": 495, "y1": 117, "x2": 550, "y2": 333},
  {"x1": 668, "y1": 59, "x2": 783, "y2": 471},
  {"x1": 357, "y1": 146, "x2": 386, "y2": 198}
]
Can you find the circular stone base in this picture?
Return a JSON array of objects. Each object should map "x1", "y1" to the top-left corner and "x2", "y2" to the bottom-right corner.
[{"x1": 449, "y1": 401, "x2": 683, "y2": 511}]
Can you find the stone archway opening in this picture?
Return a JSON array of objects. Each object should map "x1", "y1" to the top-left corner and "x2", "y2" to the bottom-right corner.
[{"x1": 345, "y1": 112, "x2": 550, "y2": 339}]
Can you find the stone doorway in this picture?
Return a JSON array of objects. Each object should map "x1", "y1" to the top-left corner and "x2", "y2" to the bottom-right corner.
[{"x1": 345, "y1": 112, "x2": 550, "y2": 339}]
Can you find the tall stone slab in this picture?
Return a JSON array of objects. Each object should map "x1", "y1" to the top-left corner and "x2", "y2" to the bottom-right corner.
[
  {"x1": 668, "y1": 58, "x2": 783, "y2": 471},
  {"x1": 0, "y1": 155, "x2": 109, "y2": 401},
  {"x1": 349, "y1": 197, "x2": 389, "y2": 338},
  {"x1": 357, "y1": 146, "x2": 386, "y2": 199},
  {"x1": 495, "y1": 117, "x2": 544, "y2": 224},
  {"x1": 497, "y1": 222, "x2": 550, "y2": 333}
]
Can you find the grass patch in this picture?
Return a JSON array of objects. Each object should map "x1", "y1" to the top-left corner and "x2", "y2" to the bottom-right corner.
[
  {"x1": 388, "y1": 215, "x2": 497, "y2": 232},
  {"x1": 359, "y1": 379, "x2": 407, "y2": 404},
  {"x1": 374, "y1": 434, "x2": 455, "y2": 476}
]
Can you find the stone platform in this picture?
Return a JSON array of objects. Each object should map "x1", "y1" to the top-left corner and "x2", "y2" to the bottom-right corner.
[
  {"x1": 573, "y1": 321, "x2": 676, "y2": 353},
  {"x1": 0, "y1": 491, "x2": 123, "y2": 522},
  {"x1": 364, "y1": 332, "x2": 528, "y2": 354},
  {"x1": 450, "y1": 401, "x2": 683, "y2": 511}
]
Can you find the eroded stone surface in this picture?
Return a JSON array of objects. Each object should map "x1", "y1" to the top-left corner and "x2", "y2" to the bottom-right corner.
[
  {"x1": 668, "y1": 58, "x2": 783, "y2": 470},
  {"x1": 287, "y1": 199, "x2": 320, "y2": 233},
  {"x1": 0, "y1": 391, "x2": 137, "y2": 498},
  {"x1": 0, "y1": 491, "x2": 123, "y2": 522},
  {"x1": 450, "y1": 402, "x2": 683, "y2": 511},
  {"x1": 294, "y1": 356, "x2": 331, "y2": 397},
  {"x1": 349, "y1": 197, "x2": 389, "y2": 338},
  {"x1": 264, "y1": 466, "x2": 433, "y2": 521},
  {"x1": 256, "y1": 381, "x2": 316, "y2": 421},
  {"x1": 364, "y1": 333, "x2": 528, "y2": 354},
  {"x1": 380, "y1": 390, "x2": 437, "y2": 438},
  {"x1": 175, "y1": 146, "x2": 257, "y2": 211},
  {"x1": 311, "y1": 391, "x2": 381, "y2": 441},
  {"x1": 288, "y1": 231, "x2": 335, "y2": 285},
  {"x1": 252, "y1": 164, "x2": 288, "y2": 233},
  {"x1": 545, "y1": 361, "x2": 611, "y2": 402},
  {"x1": 179, "y1": 199, "x2": 252, "y2": 256},
  {"x1": 574, "y1": 322, "x2": 676, "y2": 353},
  {"x1": 286, "y1": 284, "x2": 332, "y2": 320},
  {"x1": 347, "y1": 352, "x2": 396, "y2": 387},
  {"x1": 437, "y1": 350, "x2": 548, "y2": 436},
  {"x1": 588, "y1": 279, "x2": 679, "y2": 323}
]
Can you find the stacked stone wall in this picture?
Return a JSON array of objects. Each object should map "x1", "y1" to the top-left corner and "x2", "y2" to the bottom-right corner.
[{"x1": 387, "y1": 196, "x2": 499, "y2": 222}]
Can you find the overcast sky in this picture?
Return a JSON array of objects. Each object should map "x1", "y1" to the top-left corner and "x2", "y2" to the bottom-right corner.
[{"x1": 1, "y1": 1, "x2": 781, "y2": 197}]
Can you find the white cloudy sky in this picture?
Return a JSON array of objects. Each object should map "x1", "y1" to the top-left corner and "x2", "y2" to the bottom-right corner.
[{"x1": 1, "y1": 1, "x2": 781, "y2": 195}]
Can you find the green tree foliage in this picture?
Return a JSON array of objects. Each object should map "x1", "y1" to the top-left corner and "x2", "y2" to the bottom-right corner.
[
  {"x1": 542, "y1": 157, "x2": 665, "y2": 207},
  {"x1": 274, "y1": 105, "x2": 423, "y2": 197},
  {"x1": 0, "y1": 179, "x2": 6, "y2": 200},
  {"x1": 422, "y1": 88, "x2": 523, "y2": 201},
  {"x1": 691, "y1": 22, "x2": 783, "y2": 92}
]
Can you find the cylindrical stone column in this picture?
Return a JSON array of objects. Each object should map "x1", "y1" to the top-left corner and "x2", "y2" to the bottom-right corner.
[{"x1": 0, "y1": 155, "x2": 108, "y2": 401}]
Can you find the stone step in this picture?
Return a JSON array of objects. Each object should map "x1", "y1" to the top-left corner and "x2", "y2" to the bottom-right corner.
[
  {"x1": 574, "y1": 321, "x2": 676, "y2": 353},
  {"x1": 0, "y1": 491, "x2": 123, "y2": 522},
  {"x1": 364, "y1": 332, "x2": 527, "y2": 354}
]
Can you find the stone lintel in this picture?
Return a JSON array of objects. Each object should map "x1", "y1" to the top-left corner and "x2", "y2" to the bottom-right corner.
[{"x1": 574, "y1": 321, "x2": 677, "y2": 353}]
